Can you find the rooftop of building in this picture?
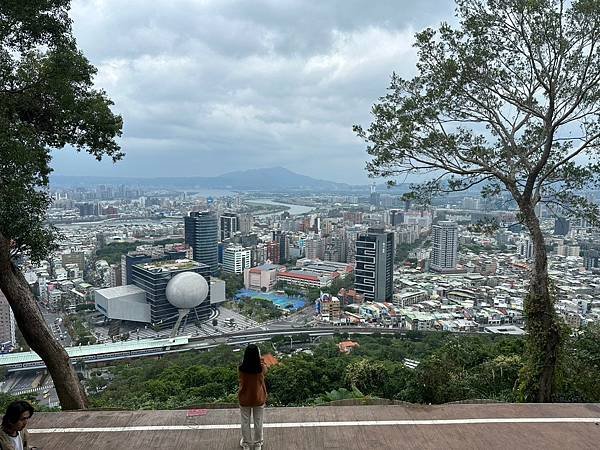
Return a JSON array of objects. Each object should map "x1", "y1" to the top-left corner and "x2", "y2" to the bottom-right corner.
[
  {"x1": 250, "y1": 263, "x2": 282, "y2": 272},
  {"x1": 136, "y1": 258, "x2": 203, "y2": 272},
  {"x1": 26, "y1": 403, "x2": 600, "y2": 450},
  {"x1": 278, "y1": 270, "x2": 321, "y2": 281},
  {"x1": 484, "y1": 325, "x2": 527, "y2": 335},
  {"x1": 95, "y1": 284, "x2": 146, "y2": 298}
]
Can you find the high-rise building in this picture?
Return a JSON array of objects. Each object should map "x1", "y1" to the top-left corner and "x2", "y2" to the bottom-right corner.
[
  {"x1": 584, "y1": 249, "x2": 600, "y2": 271},
  {"x1": 343, "y1": 211, "x2": 363, "y2": 225},
  {"x1": 272, "y1": 231, "x2": 289, "y2": 263},
  {"x1": 370, "y1": 192, "x2": 381, "y2": 207},
  {"x1": 430, "y1": 221, "x2": 459, "y2": 272},
  {"x1": 238, "y1": 214, "x2": 254, "y2": 234},
  {"x1": 312, "y1": 216, "x2": 321, "y2": 234},
  {"x1": 534, "y1": 203, "x2": 545, "y2": 219},
  {"x1": 131, "y1": 259, "x2": 211, "y2": 328},
  {"x1": 369, "y1": 183, "x2": 381, "y2": 206},
  {"x1": 554, "y1": 217, "x2": 570, "y2": 236},
  {"x1": 324, "y1": 234, "x2": 347, "y2": 262},
  {"x1": 0, "y1": 290, "x2": 17, "y2": 349},
  {"x1": 389, "y1": 209, "x2": 404, "y2": 227},
  {"x1": 185, "y1": 211, "x2": 218, "y2": 275},
  {"x1": 355, "y1": 228, "x2": 394, "y2": 302},
  {"x1": 266, "y1": 241, "x2": 280, "y2": 264},
  {"x1": 220, "y1": 212, "x2": 239, "y2": 241},
  {"x1": 346, "y1": 230, "x2": 359, "y2": 263},
  {"x1": 253, "y1": 244, "x2": 268, "y2": 266},
  {"x1": 305, "y1": 236, "x2": 324, "y2": 260},
  {"x1": 517, "y1": 238, "x2": 535, "y2": 260},
  {"x1": 223, "y1": 246, "x2": 252, "y2": 274},
  {"x1": 76, "y1": 202, "x2": 99, "y2": 217}
]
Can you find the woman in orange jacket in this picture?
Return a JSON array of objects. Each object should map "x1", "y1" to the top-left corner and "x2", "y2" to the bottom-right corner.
[{"x1": 238, "y1": 344, "x2": 267, "y2": 450}]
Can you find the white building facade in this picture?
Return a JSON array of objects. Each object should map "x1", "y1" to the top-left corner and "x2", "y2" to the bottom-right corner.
[
  {"x1": 430, "y1": 221, "x2": 459, "y2": 272},
  {"x1": 223, "y1": 246, "x2": 252, "y2": 274}
]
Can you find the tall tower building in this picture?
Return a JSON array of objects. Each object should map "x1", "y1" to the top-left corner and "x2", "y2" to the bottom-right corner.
[
  {"x1": 430, "y1": 221, "x2": 459, "y2": 272},
  {"x1": 517, "y1": 237, "x2": 535, "y2": 260},
  {"x1": 238, "y1": 214, "x2": 254, "y2": 234},
  {"x1": 554, "y1": 217, "x2": 570, "y2": 236},
  {"x1": 305, "y1": 236, "x2": 324, "y2": 260},
  {"x1": 184, "y1": 211, "x2": 218, "y2": 275},
  {"x1": 220, "y1": 212, "x2": 239, "y2": 241},
  {"x1": 389, "y1": 209, "x2": 404, "y2": 227},
  {"x1": 583, "y1": 249, "x2": 600, "y2": 272},
  {"x1": 266, "y1": 241, "x2": 280, "y2": 264},
  {"x1": 355, "y1": 228, "x2": 394, "y2": 302},
  {"x1": 272, "y1": 231, "x2": 289, "y2": 263},
  {"x1": 0, "y1": 290, "x2": 17, "y2": 348}
]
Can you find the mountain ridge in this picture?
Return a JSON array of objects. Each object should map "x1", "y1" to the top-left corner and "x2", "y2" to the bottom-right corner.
[{"x1": 50, "y1": 166, "x2": 357, "y2": 191}]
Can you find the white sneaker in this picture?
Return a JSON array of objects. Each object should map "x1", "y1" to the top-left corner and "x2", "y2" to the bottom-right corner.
[
  {"x1": 254, "y1": 443, "x2": 263, "y2": 450},
  {"x1": 240, "y1": 438, "x2": 250, "y2": 450}
]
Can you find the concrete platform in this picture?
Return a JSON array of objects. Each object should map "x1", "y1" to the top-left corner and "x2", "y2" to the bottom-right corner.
[{"x1": 27, "y1": 403, "x2": 600, "y2": 449}]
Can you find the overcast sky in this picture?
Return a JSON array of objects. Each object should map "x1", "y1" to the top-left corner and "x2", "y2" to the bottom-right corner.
[{"x1": 51, "y1": 0, "x2": 456, "y2": 183}]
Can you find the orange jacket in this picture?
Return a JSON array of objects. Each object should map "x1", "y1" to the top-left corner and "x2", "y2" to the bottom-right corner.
[{"x1": 238, "y1": 362, "x2": 268, "y2": 407}]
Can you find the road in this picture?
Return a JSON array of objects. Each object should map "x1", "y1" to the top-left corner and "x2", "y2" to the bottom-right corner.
[
  {"x1": 38, "y1": 300, "x2": 311, "y2": 347},
  {"x1": 39, "y1": 305, "x2": 72, "y2": 346},
  {"x1": 89, "y1": 306, "x2": 260, "y2": 341},
  {"x1": 267, "y1": 305, "x2": 316, "y2": 329}
]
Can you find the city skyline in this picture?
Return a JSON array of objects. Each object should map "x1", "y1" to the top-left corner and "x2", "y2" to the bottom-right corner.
[
  {"x1": 4, "y1": 0, "x2": 600, "y2": 434},
  {"x1": 51, "y1": 0, "x2": 455, "y2": 183}
]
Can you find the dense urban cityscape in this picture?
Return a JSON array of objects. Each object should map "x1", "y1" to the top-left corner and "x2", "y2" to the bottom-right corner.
[
  {"x1": 1, "y1": 176, "x2": 599, "y2": 408},
  {"x1": 2, "y1": 0, "x2": 600, "y2": 448}
]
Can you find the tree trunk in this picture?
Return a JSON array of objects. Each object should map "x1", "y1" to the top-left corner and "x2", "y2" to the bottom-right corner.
[
  {"x1": 0, "y1": 237, "x2": 88, "y2": 410},
  {"x1": 520, "y1": 205, "x2": 562, "y2": 402}
]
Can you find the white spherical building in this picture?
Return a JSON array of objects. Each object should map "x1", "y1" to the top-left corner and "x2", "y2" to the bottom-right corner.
[{"x1": 165, "y1": 272, "x2": 209, "y2": 309}]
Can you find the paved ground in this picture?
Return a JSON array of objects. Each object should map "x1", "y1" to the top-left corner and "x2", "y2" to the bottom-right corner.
[
  {"x1": 26, "y1": 403, "x2": 600, "y2": 449},
  {"x1": 90, "y1": 306, "x2": 259, "y2": 341}
]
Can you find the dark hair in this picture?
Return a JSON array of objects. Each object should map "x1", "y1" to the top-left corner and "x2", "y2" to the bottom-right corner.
[
  {"x1": 2, "y1": 401, "x2": 34, "y2": 427},
  {"x1": 239, "y1": 344, "x2": 262, "y2": 374}
]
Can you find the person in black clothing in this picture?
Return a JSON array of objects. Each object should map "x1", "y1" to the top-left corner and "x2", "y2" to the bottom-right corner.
[{"x1": 0, "y1": 400, "x2": 36, "y2": 450}]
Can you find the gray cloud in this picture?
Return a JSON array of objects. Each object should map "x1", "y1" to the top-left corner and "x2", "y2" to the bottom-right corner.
[{"x1": 52, "y1": 0, "x2": 456, "y2": 183}]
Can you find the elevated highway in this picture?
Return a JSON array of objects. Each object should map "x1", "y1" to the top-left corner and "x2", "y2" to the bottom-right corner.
[{"x1": 0, "y1": 326, "x2": 406, "y2": 372}]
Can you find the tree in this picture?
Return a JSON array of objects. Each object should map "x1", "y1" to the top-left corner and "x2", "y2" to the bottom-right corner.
[
  {"x1": 0, "y1": 1, "x2": 122, "y2": 409},
  {"x1": 559, "y1": 325, "x2": 600, "y2": 402},
  {"x1": 343, "y1": 358, "x2": 388, "y2": 396},
  {"x1": 355, "y1": 0, "x2": 600, "y2": 402},
  {"x1": 221, "y1": 273, "x2": 244, "y2": 299},
  {"x1": 321, "y1": 273, "x2": 355, "y2": 295},
  {"x1": 306, "y1": 287, "x2": 321, "y2": 303}
]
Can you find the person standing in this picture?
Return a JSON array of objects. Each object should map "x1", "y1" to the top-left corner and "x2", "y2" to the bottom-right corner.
[
  {"x1": 238, "y1": 344, "x2": 268, "y2": 450},
  {"x1": 0, "y1": 400, "x2": 35, "y2": 450}
]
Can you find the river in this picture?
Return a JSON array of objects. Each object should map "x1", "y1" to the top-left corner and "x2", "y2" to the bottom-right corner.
[
  {"x1": 55, "y1": 199, "x2": 314, "y2": 230},
  {"x1": 246, "y1": 199, "x2": 315, "y2": 216}
]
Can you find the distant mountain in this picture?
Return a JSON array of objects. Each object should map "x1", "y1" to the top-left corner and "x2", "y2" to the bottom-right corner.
[
  {"x1": 210, "y1": 167, "x2": 351, "y2": 190},
  {"x1": 50, "y1": 167, "x2": 357, "y2": 191}
]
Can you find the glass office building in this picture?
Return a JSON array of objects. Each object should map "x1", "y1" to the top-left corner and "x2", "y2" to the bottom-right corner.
[
  {"x1": 131, "y1": 259, "x2": 212, "y2": 329},
  {"x1": 185, "y1": 211, "x2": 219, "y2": 276}
]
